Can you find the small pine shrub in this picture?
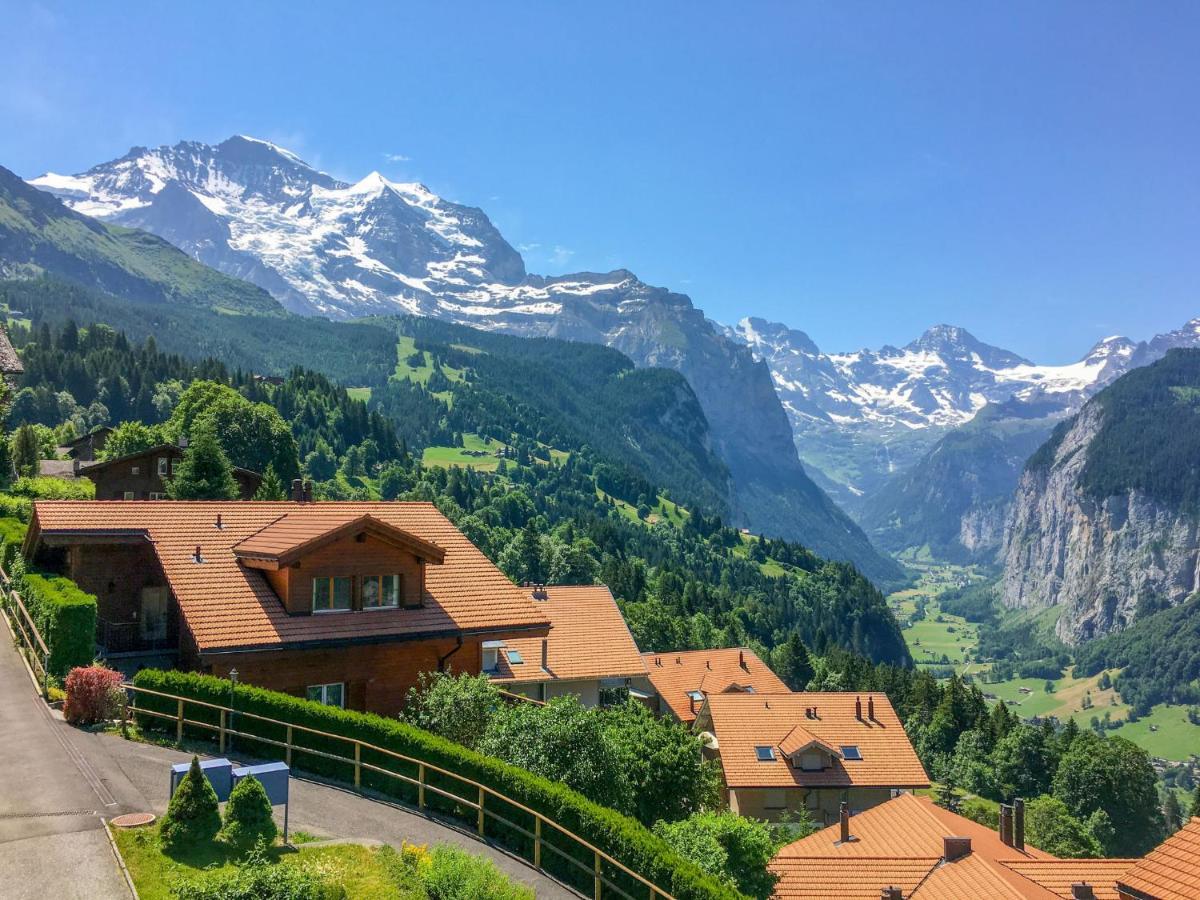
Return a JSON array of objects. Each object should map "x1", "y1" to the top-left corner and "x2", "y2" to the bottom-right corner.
[
  {"x1": 220, "y1": 776, "x2": 277, "y2": 850},
  {"x1": 161, "y1": 756, "x2": 221, "y2": 852},
  {"x1": 63, "y1": 665, "x2": 124, "y2": 725},
  {"x1": 421, "y1": 845, "x2": 534, "y2": 900}
]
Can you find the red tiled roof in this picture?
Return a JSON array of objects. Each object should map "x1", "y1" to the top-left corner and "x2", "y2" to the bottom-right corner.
[
  {"x1": 1118, "y1": 817, "x2": 1200, "y2": 900},
  {"x1": 700, "y1": 692, "x2": 929, "y2": 789},
  {"x1": 770, "y1": 857, "x2": 938, "y2": 899},
  {"x1": 1002, "y1": 859, "x2": 1135, "y2": 900},
  {"x1": 489, "y1": 586, "x2": 648, "y2": 685},
  {"x1": 642, "y1": 647, "x2": 789, "y2": 723},
  {"x1": 28, "y1": 501, "x2": 549, "y2": 653}
]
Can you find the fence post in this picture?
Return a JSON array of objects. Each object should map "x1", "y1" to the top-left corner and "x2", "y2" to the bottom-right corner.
[
  {"x1": 534, "y1": 816, "x2": 542, "y2": 869},
  {"x1": 175, "y1": 698, "x2": 184, "y2": 744},
  {"x1": 477, "y1": 786, "x2": 485, "y2": 836},
  {"x1": 41, "y1": 651, "x2": 49, "y2": 700},
  {"x1": 354, "y1": 741, "x2": 362, "y2": 790},
  {"x1": 594, "y1": 850, "x2": 602, "y2": 899},
  {"x1": 121, "y1": 692, "x2": 129, "y2": 737},
  {"x1": 418, "y1": 764, "x2": 425, "y2": 810},
  {"x1": 286, "y1": 725, "x2": 293, "y2": 767},
  {"x1": 218, "y1": 708, "x2": 226, "y2": 754}
]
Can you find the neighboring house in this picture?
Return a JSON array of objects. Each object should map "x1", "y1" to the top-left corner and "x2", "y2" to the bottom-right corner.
[
  {"x1": 770, "y1": 791, "x2": 1142, "y2": 899},
  {"x1": 59, "y1": 426, "x2": 114, "y2": 462},
  {"x1": 488, "y1": 585, "x2": 651, "y2": 706},
  {"x1": 695, "y1": 692, "x2": 929, "y2": 823},
  {"x1": 1116, "y1": 816, "x2": 1200, "y2": 900},
  {"x1": 78, "y1": 443, "x2": 262, "y2": 500},
  {"x1": 23, "y1": 500, "x2": 551, "y2": 715},
  {"x1": 642, "y1": 647, "x2": 790, "y2": 724},
  {"x1": 0, "y1": 325, "x2": 23, "y2": 376}
]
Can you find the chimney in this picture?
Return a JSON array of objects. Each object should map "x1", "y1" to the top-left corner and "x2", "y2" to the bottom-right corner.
[
  {"x1": 303, "y1": 480, "x2": 313, "y2": 502},
  {"x1": 541, "y1": 637, "x2": 549, "y2": 672},
  {"x1": 192, "y1": 545, "x2": 203, "y2": 564},
  {"x1": 855, "y1": 696, "x2": 863, "y2": 720},
  {"x1": 215, "y1": 513, "x2": 223, "y2": 530},
  {"x1": 880, "y1": 889, "x2": 903, "y2": 900},
  {"x1": 1070, "y1": 885, "x2": 1095, "y2": 900},
  {"x1": 291, "y1": 479, "x2": 304, "y2": 502},
  {"x1": 868, "y1": 696, "x2": 876, "y2": 721},
  {"x1": 705, "y1": 660, "x2": 711, "y2": 670},
  {"x1": 1013, "y1": 798, "x2": 1025, "y2": 853},
  {"x1": 837, "y1": 802, "x2": 851, "y2": 844},
  {"x1": 943, "y1": 837, "x2": 971, "y2": 862},
  {"x1": 655, "y1": 657, "x2": 662, "y2": 667},
  {"x1": 739, "y1": 650, "x2": 746, "y2": 669},
  {"x1": 689, "y1": 694, "x2": 697, "y2": 716},
  {"x1": 999, "y1": 804, "x2": 1013, "y2": 847}
]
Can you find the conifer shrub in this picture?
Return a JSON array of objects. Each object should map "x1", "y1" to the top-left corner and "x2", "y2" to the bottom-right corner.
[
  {"x1": 221, "y1": 775, "x2": 277, "y2": 850},
  {"x1": 62, "y1": 664, "x2": 123, "y2": 725},
  {"x1": 160, "y1": 756, "x2": 222, "y2": 852}
]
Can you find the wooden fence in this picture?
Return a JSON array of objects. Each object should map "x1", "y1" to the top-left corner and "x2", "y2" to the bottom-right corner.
[
  {"x1": 124, "y1": 683, "x2": 677, "y2": 900},
  {"x1": 0, "y1": 563, "x2": 50, "y2": 697}
]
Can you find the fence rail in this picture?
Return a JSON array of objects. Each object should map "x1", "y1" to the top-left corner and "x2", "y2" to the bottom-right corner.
[
  {"x1": 0, "y1": 563, "x2": 50, "y2": 697},
  {"x1": 123, "y1": 683, "x2": 675, "y2": 900}
]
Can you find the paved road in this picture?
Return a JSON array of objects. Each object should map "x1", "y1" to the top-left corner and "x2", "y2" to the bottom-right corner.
[
  {"x1": 0, "y1": 615, "x2": 576, "y2": 898},
  {"x1": 0, "y1": 620, "x2": 130, "y2": 899}
]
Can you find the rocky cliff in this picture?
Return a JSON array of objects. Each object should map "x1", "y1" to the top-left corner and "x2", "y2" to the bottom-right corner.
[{"x1": 1001, "y1": 350, "x2": 1200, "y2": 643}]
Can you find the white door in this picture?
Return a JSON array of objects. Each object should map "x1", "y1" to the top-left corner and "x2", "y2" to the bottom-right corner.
[{"x1": 140, "y1": 587, "x2": 169, "y2": 642}]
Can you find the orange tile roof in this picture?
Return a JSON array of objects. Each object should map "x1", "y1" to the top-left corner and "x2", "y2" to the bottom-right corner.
[
  {"x1": 233, "y1": 513, "x2": 446, "y2": 566},
  {"x1": 642, "y1": 647, "x2": 789, "y2": 723},
  {"x1": 489, "y1": 586, "x2": 648, "y2": 685},
  {"x1": 1118, "y1": 817, "x2": 1200, "y2": 900},
  {"x1": 699, "y1": 692, "x2": 929, "y2": 789},
  {"x1": 771, "y1": 793, "x2": 1065, "y2": 900},
  {"x1": 1002, "y1": 859, "x2": 1135, "y2": 900},
  {"x1": 28, "y1": 501, "x2": 549, "y2": 653}
]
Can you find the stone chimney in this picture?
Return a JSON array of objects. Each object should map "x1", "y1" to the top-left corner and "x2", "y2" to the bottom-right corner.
[
  {"x1": 999, "y1": 804, "x2": 1013, "y2": 847},
  {"x1": 303, "y1": 480, "x2": 313, "y2": 502},
  {"x1": 943, "y1": 836, "x2": 971, "y2": 862},
  {"x1": 855, "y1": 696, "x2": 863, "y2": 720},
  {"x1": 868, "y1": 696, "x2": 876, "y2": 721},
  {"x1": 837, "y1": 802, "x2": 851, "y2": 844},
  {"x1": 291, "y1": 479, "x2": 304, "y2": 502},
  {"x1": 1013, "y1": 798, "x2": 1025, "y2": 853},
  {"x1": 1070, "y1": 884, "x2": 1095, "y2": 900}
]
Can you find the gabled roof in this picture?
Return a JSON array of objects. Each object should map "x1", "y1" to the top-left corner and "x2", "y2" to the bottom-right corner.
[
  {"x1": 27, "y1": 501, "x2": 549, "y2": 653},
  {"x1": 233, "y1": 513, "x2": 446, "y2": 568},
  {"x1": 1117, "y1": 816, "x2": 1200, "y2": 900},
  {"x1": 699, "y1": 692, "x2": 928, "y2": 789},
  {"x1": 777, "y1": 724, "x2": 840, "y2": 759},
  {"x1": 489, "y1": 585, "x2": 648, "y2": 684},
  {"x1": 771, "y1": 793, "x2": 1152, "y2": 899},
  {"x1": 59, "y1": 426, "x2": 113, "y2": 449},
  {"x1": 641, "y1": 647, "x2": 789, "y2": 723},
  {"x1": 77, "y1": 444, "x2": 261, "y2": 481}
]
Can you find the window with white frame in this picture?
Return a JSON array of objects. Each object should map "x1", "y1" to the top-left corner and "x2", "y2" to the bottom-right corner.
[
  {"x1": 482, "y1": 640, "x2": 505, "y2": 672},
  {"x1": 306, "y1": 683, "x2": 344, "y2": 707},
  {"x1": 122, "y1": 491, "x2": 135, "y2": 500},
  {"x1": 361, "y1": 574, "x2": 400, "y2": 609},
  {"x1": 149, "y1": 492, "x2": 167, "y2": 501},
  {"x1": 157, "y1": 457, "x2": 170, "y2": 477},
  {"x1": 130, "y1": 465, "x2": 140, "y2": 475},
  {"x1": 312, "y1": 576, "x2": 352, "y2": 612}
]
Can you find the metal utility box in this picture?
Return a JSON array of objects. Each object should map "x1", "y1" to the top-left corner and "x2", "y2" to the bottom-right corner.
[
  {"x1": 170, "y1": 758, "x2": 234, "y2": 802},
  {"x1": 232, "y1": 761, "x2": 290, "y2": 806}
]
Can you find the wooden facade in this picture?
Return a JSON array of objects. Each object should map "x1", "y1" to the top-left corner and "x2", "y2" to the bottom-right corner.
[{"x1": 79, "y1": 445, "x2": 261, "y2": 501}]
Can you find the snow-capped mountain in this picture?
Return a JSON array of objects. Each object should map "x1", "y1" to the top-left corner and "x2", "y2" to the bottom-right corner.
[
  {"x1": 724, "y1": 315, "x2": 1194, "y2": 508},
  {"x1": 27, "y1": 136, "x2": 904, "y2": 584}
]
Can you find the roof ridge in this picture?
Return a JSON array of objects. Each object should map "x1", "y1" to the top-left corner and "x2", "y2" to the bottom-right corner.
[{"x1": 229, "y1": 512, "x2": 291, "y2": 551}]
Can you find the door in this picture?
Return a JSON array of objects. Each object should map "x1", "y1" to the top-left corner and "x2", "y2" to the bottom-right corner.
[{"x1": 140, "y1": 587, "x2": 169, "y2": 642}]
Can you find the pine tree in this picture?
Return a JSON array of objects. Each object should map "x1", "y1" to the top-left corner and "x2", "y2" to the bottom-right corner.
[
  {"x1": 160, "y1": 756, "x2": 221, "y2": 851},
  {"x1": 254, "y1": 464, "x2": 286, "y2": 500},
  {"x1": 220, "y1": 775, "x2": 277, "y2": 849},
  {"x1": 167, "y1": 430, "x2": 239, "y2": 500},
  {"x1": 11, "y1": 424, "x2": 40, "y2": 479},
  {"x1": 1190, "y1": 783, "x2": 1200, "y2": 820},
  {"x1": 776, "y1": 632, "x2": 815, "y2": 691},
  {"x1": 1164, "y1": 791, "x2": 1184, "y2": 833}
]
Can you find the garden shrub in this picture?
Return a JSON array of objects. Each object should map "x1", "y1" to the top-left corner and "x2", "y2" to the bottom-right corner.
[
  {"x1": 421, "y1": 845, "x2": 533, "y2": 900},
  {"x1": 0, "y1": 494, "x2": 32, "y2": 523},
  {"x1": 171, "y1": 844, "x2": 327, "y2": 900},
  {"x1": 221, "y1": 776, "x2": 278, "y2": 850},
  {"x1": 63, "y1": 664, "x2": 123, "y2": 725},
  {"x1": 133, "y1": 669, "x2": 742, "y2": 900},
  {"x1": 20, "y1": 573, "x2": 96, "y2": 677},
  {"x1": 161, "y1": 756, "x2": 222, "y2": 852},
  {"x1": 654, "y1": 812, "x2": 778, "y2": 900},
  {"x1": 9, "y1": 476, "x2": 95, "y2": 500}
]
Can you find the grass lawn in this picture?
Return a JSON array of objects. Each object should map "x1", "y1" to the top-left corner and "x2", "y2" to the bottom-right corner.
[
  {"x1": 422, "y1": 433, "x2": 504, "y2": 472},
  {"x1": 891, "y1": 566, "x2": 983, "y2": 669},
  {"x1": 393, "y1": 336, "x2": 466, "y2": 387},
  {"x1": 112, "y1": 827, "x2": 412, "y2": 900},
  {"x1": 346, "y1": 387, "x2": 372, "y2": 402}
]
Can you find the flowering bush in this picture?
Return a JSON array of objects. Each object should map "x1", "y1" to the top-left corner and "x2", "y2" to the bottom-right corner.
[{"x1": 63, "y1": 665, "x2": 124, "y2": 725}]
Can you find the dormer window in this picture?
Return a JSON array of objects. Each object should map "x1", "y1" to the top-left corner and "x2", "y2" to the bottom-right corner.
[
  {"x1": 362, "y1": 574, "x2": 400, "y2": 609},
  {"x1": 687, "y1": 690, "x2": 706, "y2": 703},
  {"x1": 313, "y1": 576, "x2": 352, "y2": 613},
  {"x1": 482, "y1": 640, "x2": 506, "y2": 673}
]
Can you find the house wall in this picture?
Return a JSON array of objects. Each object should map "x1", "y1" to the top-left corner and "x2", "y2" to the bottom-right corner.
[
  {"x1": 281, "y1": 532, "x2": 425, "y2": 614},
  {"x1": 86, "y1": 448, "x2": 258, "y2": 500},
  {"x1": 64, "y1": 542, "x2": 177, "y2": 649},
  {"x1": 203, "y1": 637, "x2": 484, "y2": 717},
  {"x1": 728, "y1": 786, "x2": 895, "y2": 824}
]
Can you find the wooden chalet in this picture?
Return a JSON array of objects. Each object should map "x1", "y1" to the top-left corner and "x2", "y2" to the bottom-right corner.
[{"x1": 78, "y1": 443, "x2": 261, "y2": 500}]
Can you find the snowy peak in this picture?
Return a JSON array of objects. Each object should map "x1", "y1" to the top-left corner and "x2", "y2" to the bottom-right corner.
[{"x1": 902, "y1": 324, "x2": 1031, "y2": 369}]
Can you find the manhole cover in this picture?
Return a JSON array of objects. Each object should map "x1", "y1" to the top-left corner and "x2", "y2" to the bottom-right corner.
[{"x1": 111, "y1": 813, "x2": 156, "y2": 828}]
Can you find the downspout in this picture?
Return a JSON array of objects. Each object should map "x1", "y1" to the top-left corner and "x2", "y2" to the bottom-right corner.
[{"x1": 437, "y1": 635, "x2": 464, "y2": 672}]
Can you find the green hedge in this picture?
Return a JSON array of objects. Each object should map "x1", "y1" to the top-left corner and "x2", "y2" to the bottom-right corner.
[
  {"x1": 0, "y1": 494, "x2": 32, "y2": 523},
  {"x1": 22, "y1": 574, "x2": 97, "y2": 678},
  {"x1": 0, "y1": 517, "x2": 27, "y2": 569},
  {"x1": 132, "y1": 669, "x2": 743, "y2": 900}
]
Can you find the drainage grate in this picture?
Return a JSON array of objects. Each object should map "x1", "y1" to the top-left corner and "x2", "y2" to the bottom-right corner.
[{"x1": 0, "y1": 809, "x2": 97, "y2": 819}]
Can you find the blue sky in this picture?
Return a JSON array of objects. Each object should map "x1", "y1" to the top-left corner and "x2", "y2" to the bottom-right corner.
[{"x1": 2, "y1": 2, "x2": 1196, "y2": 362}]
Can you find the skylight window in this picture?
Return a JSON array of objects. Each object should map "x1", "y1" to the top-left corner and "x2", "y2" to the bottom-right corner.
[
  {"x1": 507, "y1": 649, "x2": 524, "y2": 665},
  {"x1": 840, "y1": 745, "x2": 862, "y2": 761},
  {"x1": 754, "y1": 745, "x2": 776, "y2": 762}
]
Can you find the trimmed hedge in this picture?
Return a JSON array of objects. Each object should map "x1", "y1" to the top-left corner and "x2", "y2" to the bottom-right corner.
[
  {"x1": 0, "y1": 517, "x2": 27, "y2": 570},
  {"x1": 132, "y1": 669, "x2": 743, "y2": 900},
  {"x1": 22, "y1": 574, "x2": 97, "y2": 678}
]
